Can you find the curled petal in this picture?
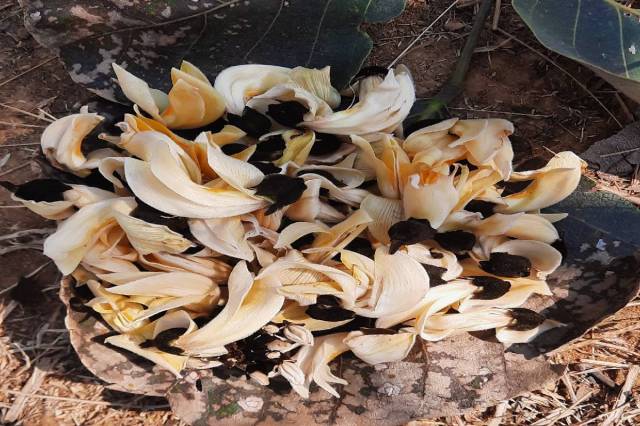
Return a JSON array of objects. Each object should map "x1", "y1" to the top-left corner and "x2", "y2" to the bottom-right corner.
[
  {"x1": 495, "y1": 152, "x2": 585, "y2": 213},
  {"x1": 273, "y1": 302, "x2": 353, "y2": 331},
  {"x1": 105, "y1": 334, "x2": 188, "y2": 377},
  {"x1": 496, "y1": 319, "x2": 564, "y2": 344},
  {"x1": 450, "y1": 119, "x2": 514, "y2": 178},
  {"x1": 304, "y1": 66, "x2": 415, "y2": 135},
  {"x1": 361, "y1": 194, "x2": 403, "y2": 244},
  {"x1": 43, "y1": 198, "x2": 136, "y2": 274},
  {"x1": 344, "y1": 330, "x2": 416, "y2": 365},
  {"x1": 291, "y1": 333, "x2": 350, "y2": 398},
  {"x1": 40, "y1": 106, "x2": 110, "y2": 176},
  {"x1": 403, "y1": 171, "x2": 458, "y2": 229},
  {"x1": 114, "y1": 62, "x2": 225, "y2": 129},
  {"x1": 457, "y1": 276, "x2": 552, "y2": 312},
  {"x1": 104, "y1": 271, "x2": 216, "y2": 298},
  {"x1": 114, "y1": 212, "x2": 192, "y2": 255},
  {"x1": 189, "y1": 217, "x2": 254, "y2": 260},
  {"x1": 354, "y1": 247, "x2": 429, "y2": 318},
  {"x1": 124, "y1": 157, "x2": 265, "y2": 219},
  {"x1": 177, "y1": 261, "x2": 284, "y2": 356},
  {"x1": 376, "y1": 280, "x2": 475, "y2": 329},
  {"x1": 275, "y1": 130, "x2": 315, "y2": 166},
  {"x1": 290, "y1": 66, "x2": 341, "y2": 108},
  {"x1": 493, "y1": 239, "x2": 562, "y2": 278},
  {"x1": 214, "y1": 64, "x2": 291, "y2": 114},
  {"x1": 274, "y1": 221, "x2": 329, "y2": 249}
]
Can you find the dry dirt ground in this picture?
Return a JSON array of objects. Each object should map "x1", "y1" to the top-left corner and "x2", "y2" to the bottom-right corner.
[{"x1": 0, "y1": 0, "x2": 638, "y2": 425}]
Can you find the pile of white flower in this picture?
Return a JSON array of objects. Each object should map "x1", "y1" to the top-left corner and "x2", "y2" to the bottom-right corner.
[{"x1": 3, "y1": 61, "x2": 584, "y2": 398}]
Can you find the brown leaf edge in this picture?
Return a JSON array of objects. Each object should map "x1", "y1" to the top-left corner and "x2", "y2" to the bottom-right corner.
[{"x1": 60, "y1": 277, "x2": 175, "y2": 397}]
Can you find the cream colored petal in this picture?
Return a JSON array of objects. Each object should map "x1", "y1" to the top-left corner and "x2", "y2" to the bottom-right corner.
[
  {"x1": 124, "y1": 158, "x2": 264, "y2": 218},
  {"x1": 361, "y1": 194, "x2": 403, "y2": 244},
  {"x1": 493, "y1": 239, "x2": 562, "y2": 278},
  {"x1": 495, "y1": 152, "x2": 585, "y2": 213},
  {"x1": 188, "y1": 217, "x2": 254, "y2": 261},
  {"x1": 214, "y1": 64, "x2": 291, "y2": 114},
  {"x1": 114, "y1": 212, "x2": 192, "y2": 255},
  {"x1": 113, "y1": 64, "x2": 165, "y2": 122},
  {"x1": 274, "y1": 221, "x2": 329, "y2": 249},
  {"x1": 204, "y1": 134, "x2": 264, "y2": 192},
  {"x1": 376, "y1": 280, "x2": 475, "y2": 329},
  {"x1": 298, "y1": 173, "x2": 369, "y2": 207},
  {"x1": 279, "y1": 360, "x2": 309, "y2": 398},
  {"x1": 307, "y1": 209, "x2": 372, "y2": 263},
  {"x1": 65, "y1": 185, "x2": 117, "y2": 207},
  {"x1": 403, "y1": 244, "x2": 462, "y2": 281},
  {"x1": 457, "y1": 277, "x2": 552, "y2": 313},
  {"x1": 166, "y1": 64, "x2": 225, "y2": 128},
  {"x1": 450, "y1": 119, "x2": 514, "y2": 169},
  {"x1": 344, "y1": 330, "x2": 416, "y2": 365},
  {"x1": 139, "y1": 251, "x2": 231, "y2": 280},
  {"x1": 420, "y1": 309, "x2": 513, "y2": 341},
  {"x1": 304, "y1": 66, "x2": 414, "y2": 135},
  {"x1": 105, "y1": 271, "x2": 216, "y2": 297},
  {"x1": 293, "y1": 333, "x2": 350, "y2": 398},
  {"x1": 495, "y1": 319, "x2": 564, "y2": 344},
  {"x1": 105, "y1": 334, "x2": 187, "y2": 377},
  {"x1": 355, "y1": 247, "x2": 429, "y2": 318},
  {"x1": 403, "y1": 171, "x2": 458, "y2": 229},
  {"x1": 177, "y1": 261, "x2": 284, "y2": 355},
  {"x1": 40, "y1": 107, "x2": 105, "y2": 176},
  {"x1": 43, "y1": 198, "x2": 136, "y2": 275},
  {"x1": 503, "y1": 214, "x2": 559, "y2": 243},
  {"x1": 273, "y1": 302, "x2": 353, "y2": 332},
  {"x1": 152, "y1": 310, "x2": 197, "y2": 339},
  {"x1": 11, "y1": 195, "x2": 74, "y2": 220},
  {"x1": 290, "y1": 66, "x2": 341, "y2": 108}
]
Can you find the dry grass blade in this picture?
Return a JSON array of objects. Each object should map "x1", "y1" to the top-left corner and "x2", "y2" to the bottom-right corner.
[
  {"x1": 601, "y1": 365, "x2": 640, "y2": 426},
  {"x1": 3, "y1": 358, "x2": 52, "y2": 423},
  {"x1": 0, "y1": 57, "x2": 57, "y2": 89},
  {"x1": 0, "y1": 102, "x2": 54, "y2": 123},
  {"x1": 388, "y1": 0, "x2": 459, "y2": 68}
]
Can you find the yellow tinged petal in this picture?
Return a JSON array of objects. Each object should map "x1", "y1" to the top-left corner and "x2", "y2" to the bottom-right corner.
[
  {"x1": 360, "y1": 194, "x2": 403, "y2": 244},
  {"x1": 105, "y1": 334, "x2": 187, "y2": 377},
  {"x1": 114, "y1": 212, "x2": 192, "y2": 255},
  {"x1": 344, "y1": 331, "x2": 416, "y2": 364}
]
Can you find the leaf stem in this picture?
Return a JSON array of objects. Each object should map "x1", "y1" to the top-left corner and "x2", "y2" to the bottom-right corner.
[{"x1": 408, "y1": 0, "x2": 493, "y2": 125}]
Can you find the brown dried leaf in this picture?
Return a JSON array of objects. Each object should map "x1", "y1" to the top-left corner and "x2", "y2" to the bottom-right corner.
[{"x1": 60, "y1": 277, "x2": 175, "y2": 396}]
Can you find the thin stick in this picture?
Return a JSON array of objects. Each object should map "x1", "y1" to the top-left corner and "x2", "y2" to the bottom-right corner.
[
  {"x1": 447, "y1": 106, "x2": 552, "y2": 117},
  {"x1": 0, "y1": 162, "x2": 30, "y2": 177},
  {"x1": 495, "y1": 28, "x2": 623, "y2": 129},
  {"x1": 0, "y1": 143, "x2": 41, "y2": 148},
  {"x1": 491, "y1": 0, "x2": 502, "y2": 31},
  {"x1": 0, "y1": 121, "x2": 47, "y2": 129},
  {"x1": 0, "y1": 102, "x2": 54, "y2": 123},
  {"x1": 0, "y1": 389, "x2": 170, "y2": 410},
  {"x1": 0, "y1": 57, "x2": 57, "y2": 89},
  {"x1": 602, "y1": 365, "x2": 640, "y2": 426},
  {"x1": 388, "y1": 0, "x2": 459, "y2": 68},
  {"x1": 599, "y1": 146, "x2": 640, "y2": 158}
]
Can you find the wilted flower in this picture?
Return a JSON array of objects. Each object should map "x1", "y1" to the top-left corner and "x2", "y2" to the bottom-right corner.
[{"x1": 9, "y1": 61, "x2": 580, "y2": 400}]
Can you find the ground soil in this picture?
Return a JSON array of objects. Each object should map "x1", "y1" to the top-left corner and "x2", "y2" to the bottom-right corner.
[{"x1": 0, "y1": 0, "x2": 638, "y2": 425}]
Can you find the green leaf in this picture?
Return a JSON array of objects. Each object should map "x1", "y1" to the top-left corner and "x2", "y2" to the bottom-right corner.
[
  {"x1": 21, "y1": 0, "x2": 405, "y2": 102},
  {"x1": 513, "y1": 0, "x2": 640, "y2": 102}
]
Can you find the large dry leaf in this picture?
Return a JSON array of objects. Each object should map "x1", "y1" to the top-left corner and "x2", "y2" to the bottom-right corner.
[
  {"x1": 581, "y1": 122, "x2": 640, "y2": 176},
  {"x1": 20, "y1": 0, "x2": 405, "y2": 101},
  {"x1": 60, "y1": 277, "x2": 175, "y2": 396},
  {"x1": 165, "y1": 178, "x2": 639, "y2": 423}
]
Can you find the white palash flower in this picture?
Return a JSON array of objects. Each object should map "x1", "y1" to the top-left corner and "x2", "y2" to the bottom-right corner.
[{"x1": 13, "y1": 61, "x2": 581, "y2": 400}]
